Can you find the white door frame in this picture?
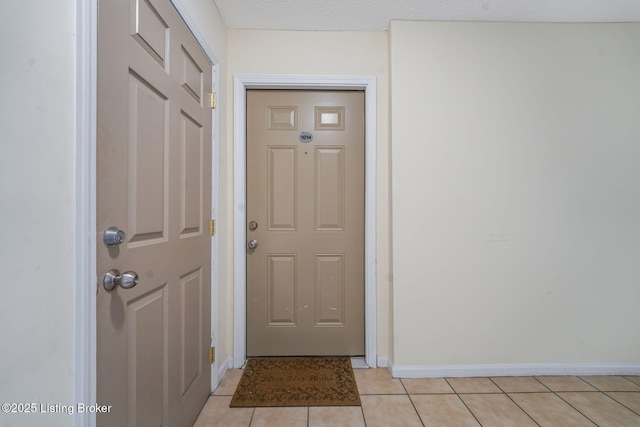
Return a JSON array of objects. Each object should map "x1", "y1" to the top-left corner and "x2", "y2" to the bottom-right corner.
[
  {"x1": 74, "y1": 1, "x2": 220, "y2": 426},
  {"x1": 74, "y1": 2, "x2": 98, "y2": 426},
  {"x1": 233, "y1": 74, "x2": 377, "y2": 368}
]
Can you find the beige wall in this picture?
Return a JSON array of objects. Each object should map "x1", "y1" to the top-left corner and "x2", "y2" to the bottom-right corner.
[
  {"x1": 180, "y1": 0, "x2": 227, "y2": 59},
  {"x1": 0, "y1": 1, "x2": 77, "y2": 425},
  {"x1": 390, "y1": 21, "x2": 640, "y2": 370},
  {"x1": 224, "y1": 29, "x2": 391, "y2": 363}
]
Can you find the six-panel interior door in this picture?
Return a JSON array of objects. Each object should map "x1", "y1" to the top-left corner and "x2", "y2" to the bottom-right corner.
[
  {"x1": 96, "y1": 0, "x2": 212, "y2": 425},
  {"x1": 246, "y1": 90, "x2": 365, "y2": 356}
]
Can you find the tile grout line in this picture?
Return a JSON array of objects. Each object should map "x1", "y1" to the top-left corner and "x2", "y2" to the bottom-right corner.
[
  {"x1": 247, "y1": 407, "x2": 256, "y2": 427},
  {"x1": 488, "y1": 377, "x2": 541, "y2": 427},
  {"x1": 577, "y1": 376, "x2": 601, "y2": 390},
  {"x1": 532, "y1": 376, "x2": 553, "y2": 392},
  {"x1": 355, "y1": 373, "x2": 370, "y2": 427},
  {"x1": 582, "y1": 373, "x2": 640, "y2": 414},
  {"x1": 360, "y1": 400, "x2": 368, "y2": 427},
  {"x1": 578, "y1": 375, "x2": 640, "y2": 424},
  {"x1": 533, "y1": 376, "x2": 602, "y2": 427},
  {"x1": 623, "y1": 376, "x2": 640, "y2": 388},
  {"x1": 399, "y1": 378, "x2": 426, "y2": 427},
  {"x1": 603, "y1": 392, "x2": 640, "y2": 417},
  {"x1": 552, "y1": 391, "x2": 602, "y2": 427},
  {"x1": 540, "y1": 378, "x2": 601, "y2": 427},
  {"x1": 443, "y1": 378, "x2": 484, "y2": 427}
]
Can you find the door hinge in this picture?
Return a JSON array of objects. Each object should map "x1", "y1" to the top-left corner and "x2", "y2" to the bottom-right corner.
[
  {"x1": 210, "y1": 219, "x2": 216, "y2": 236},
  {"x1": 209, "y1": 347, "x2": 215, "y2": 364},
  {"x1": 207, "y1": 92, "x2": 217, "y2": 109}
]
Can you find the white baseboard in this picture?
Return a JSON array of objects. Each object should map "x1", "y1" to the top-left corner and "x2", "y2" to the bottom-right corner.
[
  {"x1": 215, "y1": 357, "x2": 233, "y2": 388},
  {"x1": 377, "y1": 356, "x2": 389, "y2": 368},
  {"x1": 389, "y1": 362, "x2": 640, "y2": 378}
]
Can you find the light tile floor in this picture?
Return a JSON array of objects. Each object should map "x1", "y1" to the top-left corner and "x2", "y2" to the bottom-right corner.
[{"x1": 194, "y1": 369, "x2": 640, "y2": 426}]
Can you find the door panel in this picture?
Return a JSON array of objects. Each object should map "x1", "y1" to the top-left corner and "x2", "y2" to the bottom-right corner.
[
  {"x1": 127, "y1": 288, "x2": 166, "y2": 427},
  {"x1": 315, "y1": 147, "x2": 345, "y2": 230},
  {"x1": 127, "y1": 71, "x2": 168, "y2": 243},
  {"x1": 97, "y1": 0, "x2": 212, "y2": 425},
  {"x1": 180, "y1": 112, "x2": 204, "y2": 235},
  {"x1": 268, "y1": 254, "x2": 297, "y2": 325},
  {"x1": 268, "y1": 147, "x2": 298, "y2": 230},
  {"x1": 246, "y1": 90, "x2": 365, "y2": 356},
  {"x1": 179, "y1": 269, "x2": 203, "y2": 395},
  {"x1": 315, "y1": 254, "x2": 345, "y2": 326}
]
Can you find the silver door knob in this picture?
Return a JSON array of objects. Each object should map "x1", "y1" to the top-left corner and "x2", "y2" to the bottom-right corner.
[
  {"x1": 247, "y1": 239, "x2": 259, "y2": 250},
  {"x1": 103, "y1": 269, "x2": 139, "y2": 291},
  {"x1": 103, "y1": 226, "x2": 126, "y2": 247}
]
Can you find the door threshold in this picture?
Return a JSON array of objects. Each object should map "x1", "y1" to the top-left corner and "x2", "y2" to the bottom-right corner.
[{"x1": 240, "y1": 357, "x2": 369, "y2": 369}]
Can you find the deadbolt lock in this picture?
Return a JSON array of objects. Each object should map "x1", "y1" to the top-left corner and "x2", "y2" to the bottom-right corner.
[{"x1": 103, "y1": 226, "x2": 126, "y2": 247}]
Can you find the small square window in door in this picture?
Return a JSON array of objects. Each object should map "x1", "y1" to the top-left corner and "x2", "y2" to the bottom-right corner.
[{"x1": 315, "y1": 106, "x2": 345, "y2": 130}]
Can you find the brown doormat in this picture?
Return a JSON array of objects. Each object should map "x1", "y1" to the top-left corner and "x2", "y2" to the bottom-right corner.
[{"x1": 230, "y1": 357, "x2": 361, "y2": 407}]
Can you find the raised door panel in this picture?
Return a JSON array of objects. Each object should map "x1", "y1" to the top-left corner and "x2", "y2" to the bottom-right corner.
[
  {"x1": 314, "y1": 255, "x2": 345, "y2": 326},
  {"x1": 268, "y1": 106, "x2": 297, "y2": 130},
  {"x1": 131, "y1": 0, "x2": 169, "y2": 67},
  {"x1": 127, "y1": 287, "x2": 168, "y2": 427},
  {"x1": 315, "y1": 147, "x2": 345, "y2": 231},
  {"x1": 127, "y1": 72, "x2": 168, "y2": 245},
  {"x1": 180, "y1": 269, "x2": 203, "y2": 397},
  {"x1": 180, "y1": 112, "x2": 203, "y2": 236},
  {"x1": 268, "y1": 147, "x2": 298, "y2": 231},
  {"x1": 268, "y1": 255, "x2": 297, "y2": 326},
  {"x1": 180, "y1": 47, "x2": 203, "y2": 103}
]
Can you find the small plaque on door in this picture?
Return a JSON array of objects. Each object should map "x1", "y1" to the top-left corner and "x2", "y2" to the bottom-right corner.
[{"x1": 299, "y1": 132, "x2": 313, "y2": 143}]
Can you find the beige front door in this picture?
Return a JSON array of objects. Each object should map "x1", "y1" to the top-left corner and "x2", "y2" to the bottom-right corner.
[
  {"x1": 97, "y1": 0, "x2": 212, "y2": 425},
  {"x1": 246, "y1": 90, "x2": 365, "y2": 356}
]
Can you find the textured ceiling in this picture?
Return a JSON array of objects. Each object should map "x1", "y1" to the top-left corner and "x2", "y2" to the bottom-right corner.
[{"x1": 213, "y1": 0, "x2": 640, "y2": 31}]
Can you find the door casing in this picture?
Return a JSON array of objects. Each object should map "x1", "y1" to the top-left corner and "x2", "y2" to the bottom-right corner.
[
  {"x1": 233, "y1": 74, "x2": 377, "y2": 368},
  {"x1": 74, "y1": 2, "x2": 220, "y2": 425}
]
